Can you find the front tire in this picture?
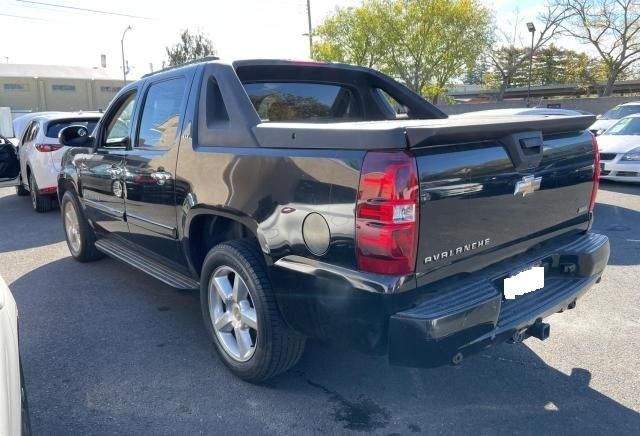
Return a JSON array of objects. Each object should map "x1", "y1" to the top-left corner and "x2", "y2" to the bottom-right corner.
[
  {"x1": 201, "y1": 240, "x2": 306, "y2": 383},
  {"x1": 29, "y1": 172, "x2": 56, "y2": 213},
  {"x1": 61, "y1": 191, "x2": 104, "y2": 262}
]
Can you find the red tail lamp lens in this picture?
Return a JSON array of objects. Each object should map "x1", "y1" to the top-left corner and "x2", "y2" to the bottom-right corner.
[{"x1": 356, "y1": 151, "x2": 419, "y2": 275}]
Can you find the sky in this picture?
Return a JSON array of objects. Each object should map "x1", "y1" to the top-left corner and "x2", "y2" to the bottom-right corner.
[{"x1": 0, "y1": 0, "x2": 581, "y2": 79}]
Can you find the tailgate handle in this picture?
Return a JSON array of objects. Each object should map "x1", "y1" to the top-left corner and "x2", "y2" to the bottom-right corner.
[{"x1": 501, "y1": 131, "x2": 544, "y2": 171}]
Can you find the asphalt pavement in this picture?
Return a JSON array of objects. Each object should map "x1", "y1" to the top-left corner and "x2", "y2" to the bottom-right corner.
[{"x1": 0, "y1": 183, "x2": 638, "y2": 435}]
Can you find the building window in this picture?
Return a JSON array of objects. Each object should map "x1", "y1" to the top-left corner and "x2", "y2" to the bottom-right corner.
[
  {"x1": 100, "y1": 86, "x2": 122, "y2": 93},
  {"x1": 3, "y1": 83, "x2": 27, "y2": 92},
  {"x1": 52, "y1": 84, "x2": 76, "y2": 92}
]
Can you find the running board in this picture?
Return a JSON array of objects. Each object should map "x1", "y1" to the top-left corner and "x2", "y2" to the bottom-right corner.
[{"x1": 95, "y1": 238, "x2": 200, "y2": 290}]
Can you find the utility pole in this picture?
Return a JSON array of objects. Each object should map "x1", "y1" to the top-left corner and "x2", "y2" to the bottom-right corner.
[
  {"x1": 121, "y1": 25, "x2": 132, "y2": 85},
  {"x1": 526, "y1": 22, "x2": 536, "y2": 108},
  {"x1": 306, "y1": 0, "x2": 313, "y2": 57}
]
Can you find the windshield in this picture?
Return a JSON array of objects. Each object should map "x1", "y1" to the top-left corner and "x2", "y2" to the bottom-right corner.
[
  {"x1": 601, "y1": 105, "x2": 640, "y2": 120},
  {"x1": 602, "y1": 117, "x2": 640, "y2": 135}
]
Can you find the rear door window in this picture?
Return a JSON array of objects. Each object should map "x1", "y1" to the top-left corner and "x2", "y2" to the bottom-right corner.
[{"x1": 242, "y1": 82, "x2": 361, "y2": 122}]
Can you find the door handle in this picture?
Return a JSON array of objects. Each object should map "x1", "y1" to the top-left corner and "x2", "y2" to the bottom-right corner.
[{"x1": 150, "y1": 171, "x2": 172, "y2": 185}]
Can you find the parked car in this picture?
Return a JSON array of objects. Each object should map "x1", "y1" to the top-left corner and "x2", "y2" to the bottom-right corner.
[
  {"x1": 590, "y1": 101, "x2": 640, "y2": 135},
  {"x1": 49, "y1": 58, "x2": 607, "y2": 383},
  {"x1": 454, "y1": 108, "x2": 588, "y2": 117},
  {"x1": 0, "y1": 275, "x2": 31, "y2": 436},
  {"x1": 14, "y1": 112, "x2": 101, "y2": 212},
  {"x1": 596, "y1": 114, "x2": 640, "y2": 183}
]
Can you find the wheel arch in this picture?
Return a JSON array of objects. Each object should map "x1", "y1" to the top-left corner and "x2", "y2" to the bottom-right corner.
[
  {"x1": 183, "y1": 207, "x2": 270, "y2": 278},
  {"x1": 57, "y1": 176, "x2": 78, "y2": 203}
]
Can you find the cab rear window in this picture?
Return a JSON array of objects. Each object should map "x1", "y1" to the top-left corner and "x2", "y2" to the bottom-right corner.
[
  {"x1": 242, "y1": 82, "x2": 362, "y2": 122},
  {"x1": 46, "y1": 119, "x2": 99, "y2": 138}
]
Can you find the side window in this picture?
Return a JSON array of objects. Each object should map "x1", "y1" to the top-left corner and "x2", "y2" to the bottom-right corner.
[
  {"x1": 104, "y1": 92, "x2": 137, "y2": 146},
  {"x1": 22, "y1": 121, "x2": 38, "y2": 143},
  {"x1": 30, "y1": 123, "x2": 40, "y2": 141},
  {"x1": 136, "y1": 77, "x2": 187, "y2": 148},
  {"x1": 375, "y1": 88, "x2": 408, "y2": 119},
  {"x1": 20, "y1": 122, "x2": 33, "y2": 144}
]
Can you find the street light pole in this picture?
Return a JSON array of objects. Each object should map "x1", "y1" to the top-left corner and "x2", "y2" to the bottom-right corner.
[
  {"x1": 306, "y1": 0, "x2": 313, "y2": 57},
  {"x1": 526, "y1": 22, "x2": 536, "y2": 108},
  {"x1": 121, "y1": 25, "x2": 132, "y2": 86}
]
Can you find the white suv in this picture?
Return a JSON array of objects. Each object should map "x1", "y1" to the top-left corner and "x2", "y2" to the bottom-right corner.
[{"x1": 15, "y1": 113, "x2": 100, "y2": 212}]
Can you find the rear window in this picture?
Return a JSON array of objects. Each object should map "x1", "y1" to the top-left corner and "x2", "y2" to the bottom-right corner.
[
  {"x1": 46, "y1": 119, "x2": 99, "y2": 138},
  {"x1": 242, "y1": 82, "x2": 361, "y2": 122}
]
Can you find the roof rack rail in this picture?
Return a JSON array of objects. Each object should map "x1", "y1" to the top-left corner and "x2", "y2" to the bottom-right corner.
[{"x1": 142, "y1": 56, "x2": 219, "y2": 79}]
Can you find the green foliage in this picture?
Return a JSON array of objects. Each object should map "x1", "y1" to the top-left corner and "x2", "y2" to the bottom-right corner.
[
  {"x1": 484, "y1": 44, "x2": 610, "y2": 91},
  {"x1": 555, "y1": 0, "x2": 640, "y2": 95},
  {"x1": 313, "y1": 0, "x2": 492, "y2": 101},
  {"x1": 166, "y1": 30, "x2": 216, "y2": 67}
]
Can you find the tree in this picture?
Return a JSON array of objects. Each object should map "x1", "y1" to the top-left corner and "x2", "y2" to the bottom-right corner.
[
  {"x1": 313, "y1": 0, "x2": 492, "y2": 102},
  {"x1": 166, "y1": 30, "x2": 216, "y2": 67},
  {"x1": 554, "y1": 0, "x2": 640, "y2": 96},
  {"x1": 488, "y1": 5, "x2": 567, "y2": 101},
  {"x1": 312, "y1": 4, "x2": 382, "y2": 68}
]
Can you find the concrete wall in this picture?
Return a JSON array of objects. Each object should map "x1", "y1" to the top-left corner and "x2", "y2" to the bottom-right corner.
[
  {"x1": 437, "y1": 96, "x2": 640, "y2": 116},
  {"x1": 0, "y1": 77, "x2": 122, "y2": 112}
]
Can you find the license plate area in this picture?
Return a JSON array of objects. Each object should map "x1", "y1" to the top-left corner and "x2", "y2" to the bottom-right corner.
[{"x1": 502, "y1": 265, "x2": 545, "y2": 300}]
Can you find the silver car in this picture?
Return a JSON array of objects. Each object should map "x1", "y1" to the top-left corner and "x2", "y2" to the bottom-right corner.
[{"x1": 0, "y1": 275, "x2": 30, "y2": 435}]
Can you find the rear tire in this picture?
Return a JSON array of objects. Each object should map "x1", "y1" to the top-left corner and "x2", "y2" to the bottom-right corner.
[
  {"x1": 29, "y1": 172, "x2": 56, "y2": 213},
  {"x1": 200, "y1": 239, "x2": 306, "y2": 383},
  {"x1": 61, "y1": 191, "x2": 104, "y2": 262},
  {"x1": 15, "y1": 180, "x2": 29, "y2": 196}
]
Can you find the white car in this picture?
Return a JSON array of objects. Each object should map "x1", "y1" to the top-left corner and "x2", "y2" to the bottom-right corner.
[
  {"x1": 14, "y1": 113, "x2": 100, "y2": 212},
  {"x1": 596, "y1": 114, "x2": 640, "y2": 183},
  {"x1": 0, "y1": 275, "x2": 30, "y2": 436},
  {"x1": 590, "y1": 101, "x2": 640, "y2": 135}
]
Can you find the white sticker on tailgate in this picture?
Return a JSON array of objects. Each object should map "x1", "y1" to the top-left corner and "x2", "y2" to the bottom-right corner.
[{"x1": 504, "y1": 266, "x2": 544, "y2": 300}]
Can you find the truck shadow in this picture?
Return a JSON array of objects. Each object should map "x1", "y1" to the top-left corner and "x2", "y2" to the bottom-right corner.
[
  {"x1": 0, "y1": 188, "x2": 63, "y2": 252},
  {"x1": 592, "y1": 202, "x2": 640, "y2": 266},
  {"x1": 599, "y1": 180, "x2": 640, "y2": 196},
  {"x1": 9, "y1": 256, "x2": 639, "y2": 435},
  {"x1": 282, "y1": 339, "x2": 640, "y2": 435}
]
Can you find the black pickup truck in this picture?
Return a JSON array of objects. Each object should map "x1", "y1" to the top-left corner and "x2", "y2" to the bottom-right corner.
[{"x1": 48, "y1": 58, "x2": 609, "y2": 382}]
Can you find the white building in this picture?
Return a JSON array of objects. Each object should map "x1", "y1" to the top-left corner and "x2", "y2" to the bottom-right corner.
[{"x1": 0, "y1": 64, "x2": 124, "y2": 112}]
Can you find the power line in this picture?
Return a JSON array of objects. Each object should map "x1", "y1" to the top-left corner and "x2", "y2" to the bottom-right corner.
[
  {"x1": 0, "y1": 12, "x2": 46, "y2": 20},
  {"x1": 15, "y1": 0, "x2": 151, "y2": 19}
]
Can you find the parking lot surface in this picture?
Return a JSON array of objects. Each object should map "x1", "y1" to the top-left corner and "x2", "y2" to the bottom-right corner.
[{"x1": 0, "y1": 183, "x2": 638, "y2": 435}]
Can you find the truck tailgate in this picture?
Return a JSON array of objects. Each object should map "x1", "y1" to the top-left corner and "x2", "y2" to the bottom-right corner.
[{"x1": 407, "y1": 114, "x2": 597, "y2": 279}]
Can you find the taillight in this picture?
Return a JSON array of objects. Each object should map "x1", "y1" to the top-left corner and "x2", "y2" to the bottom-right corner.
[
  {"x1": 35, "y1": 144, "x2": 62, "y2": 152},
  {"x1": 589, "y1": 133, "x2": 600, "y2": 213},
  {"x1": 356, "y1": 151, "x2": 419, "y2": 275}
]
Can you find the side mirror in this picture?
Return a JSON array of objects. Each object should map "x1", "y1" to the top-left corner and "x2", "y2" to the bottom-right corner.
[
  {"x1": 59, "y1": 125, "x2": 94, "y2": 148},
  {"x1": 596, "y1": 114, "x2": 602, "y2": 119}
]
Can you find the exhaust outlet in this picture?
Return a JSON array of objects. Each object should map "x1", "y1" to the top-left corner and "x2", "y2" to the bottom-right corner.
[{"x1": 528, "y1": 322, "x2": 550, "y2": 341}]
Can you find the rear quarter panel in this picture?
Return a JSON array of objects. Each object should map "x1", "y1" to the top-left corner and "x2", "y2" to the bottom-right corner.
[{"x1": 175, "y1": 140, "x2": 364, "y2": 269}]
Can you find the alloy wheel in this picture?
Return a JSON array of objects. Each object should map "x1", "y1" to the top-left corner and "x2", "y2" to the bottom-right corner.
[
  {"x1": 209, "y1": 266, "x2": 258, "y2": 362},
  {"x1": 64, "y1": 201, "x2": 81, "y2": 254}
]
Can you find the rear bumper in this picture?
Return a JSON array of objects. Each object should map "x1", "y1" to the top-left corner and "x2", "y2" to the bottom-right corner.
[{"x1": 388, "y1": 232, "x2": 609, "y2": 368}]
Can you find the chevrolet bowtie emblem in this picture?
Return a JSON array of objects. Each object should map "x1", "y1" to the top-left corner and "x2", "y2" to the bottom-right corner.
[{"x1": 514, "y1": 175, "x2": 542, "y2": 196}]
